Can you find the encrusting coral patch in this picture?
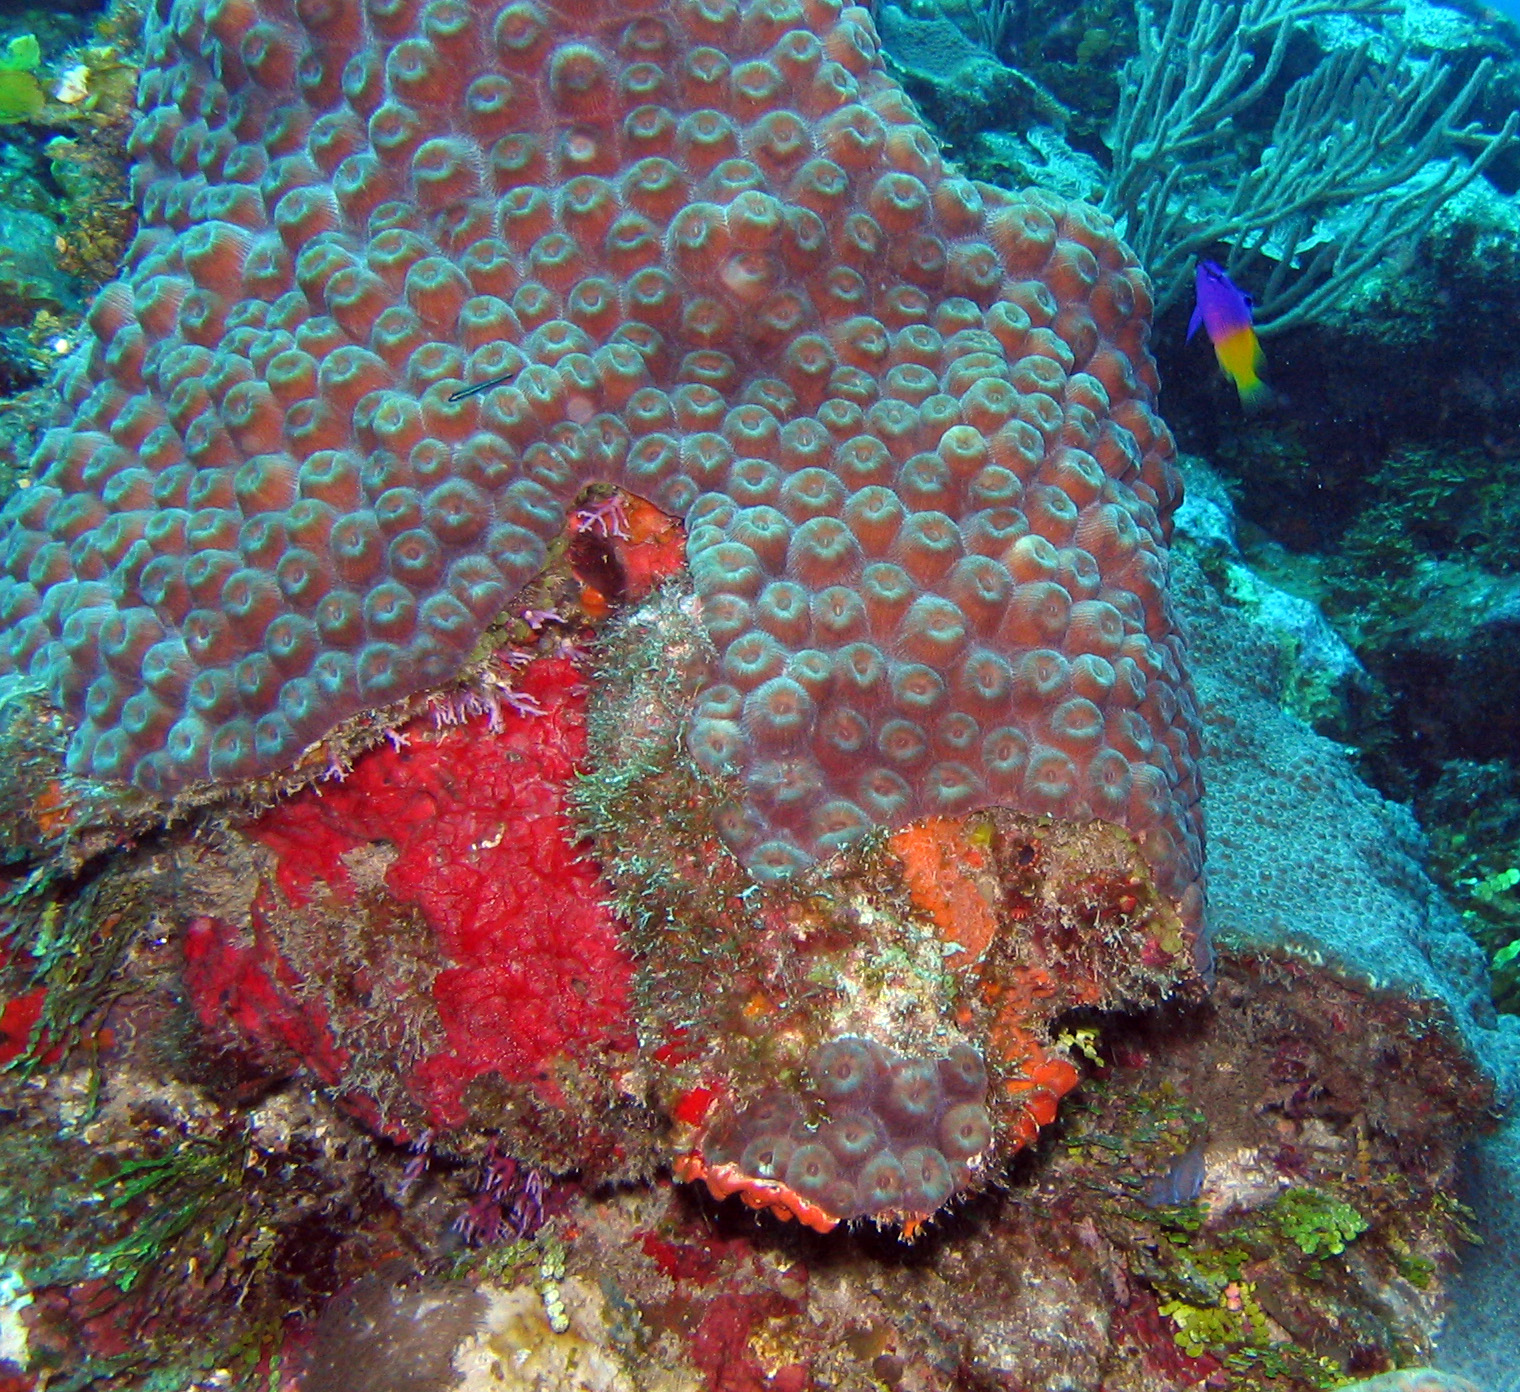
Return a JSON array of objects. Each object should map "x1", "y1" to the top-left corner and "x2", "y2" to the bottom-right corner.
[
  {"x1": 0, "y1": 0, "x2": 1202, "y2": 922},
  {"x1": 180, "y1": 653, "x2": 643, "y2": 1151}
]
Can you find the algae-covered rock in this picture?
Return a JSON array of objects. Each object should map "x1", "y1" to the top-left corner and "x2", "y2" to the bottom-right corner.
[{"x1": 0, "y1": 35, "x2": 44, "y2": 123}]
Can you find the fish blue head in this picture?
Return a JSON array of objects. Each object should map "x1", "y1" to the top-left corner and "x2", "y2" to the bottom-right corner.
[{"x1": 1189, "y1": 261, "x2": 1256, "y2": 342}]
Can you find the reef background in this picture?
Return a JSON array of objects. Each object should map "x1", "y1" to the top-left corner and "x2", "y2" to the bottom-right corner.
[{"x1": 0, "y1": 0, "x2": 1519, "y2": 1390}]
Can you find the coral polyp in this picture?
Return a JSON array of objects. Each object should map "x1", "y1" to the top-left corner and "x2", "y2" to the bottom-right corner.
[{"x1": 690, "y1": 1035, "x2": 995, "y2": 1227}]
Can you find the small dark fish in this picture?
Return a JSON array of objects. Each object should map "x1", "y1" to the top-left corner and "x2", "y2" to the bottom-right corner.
[
  {"x1": 448, "y1": 369, "x2": 519, "y2": 402},
  {"x1": 1142, "y1": 1139, "x2": 1208, "y2": 1208}
]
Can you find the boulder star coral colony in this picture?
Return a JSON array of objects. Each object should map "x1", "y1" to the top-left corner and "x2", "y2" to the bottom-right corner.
[{"x1": 0, "y1": 0, "x2": 1209, "y2": 1226}]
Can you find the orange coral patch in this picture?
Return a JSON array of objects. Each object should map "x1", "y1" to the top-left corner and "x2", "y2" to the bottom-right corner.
[
  {"x1": 1028, "y1": 1056, "x2": 1081, "y2": 1096},
  {"x1": 617, "y1": 495, "x2": 686, "y2": 600},
  {"x1": 1023, "y1": 1090, "x2": 1061, "y2": 1129},
  {"x1": 32, "y1": 780, "x2": 78, "y2": 838},
  {"x1": 889, "y1": 816, "x2": 999, "y2": 964},
  {"x1": 675, "y1": 1153, "x2": 840, "y2": 1234},
  {"x1": 992, "y1": 1034, "x2": 1082, "y2": 1154}
]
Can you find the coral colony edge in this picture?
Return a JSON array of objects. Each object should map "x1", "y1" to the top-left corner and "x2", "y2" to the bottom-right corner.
[
  {"x1": 0, "y1": 0, "x2": 1508, "y2": 1388},
  {"x1": 3, "y1": 0, "x2": 1207, "y2": 1207}
]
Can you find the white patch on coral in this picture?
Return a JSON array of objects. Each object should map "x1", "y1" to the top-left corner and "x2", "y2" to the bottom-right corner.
[
  {"x1": 1200, "y1": 1144, "x2": 1288, "y2": 1221},
  {"x1": 0, "y1": 1263, "x2": 32, "y2": 1368},
  {"x1": 1172, "y1": 453, "x2": 1240, "y2": 559},
  {"x1": 54, "y1": 63, "x2": 89, "y2": 102},
  {"x1": 1252, "y1": 583, "x2": 1365, "y2": 692},
  {"x1": 453, "y1": 1279, "x2": 681, "y2": 1392},
  {"x1": 1396, "y1": 0, "x2": 1491, "y2": 54},
  {"x1": 1173, "y1": 452, "x2": 1365, "y2": 700}
]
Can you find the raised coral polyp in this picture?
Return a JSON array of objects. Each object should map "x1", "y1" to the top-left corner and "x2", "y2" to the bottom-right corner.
[{"x1": 684, "y1": 1035, "x2": 997, "y2": 1229}]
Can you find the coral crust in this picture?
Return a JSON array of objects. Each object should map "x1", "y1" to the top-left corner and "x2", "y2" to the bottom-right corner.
[
  {"x1": 182, "y1": 906, "x2": 348, "y2": 1087},
  {"x1": 672, "y1": 1154, "x2": 841, "y2": 1234},
  {"x1": 0, "y1": 986, "x2": 51, "y2": 1067}
]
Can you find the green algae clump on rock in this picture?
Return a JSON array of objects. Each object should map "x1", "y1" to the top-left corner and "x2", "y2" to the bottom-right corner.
[{"x1": 0, "y1": 34, "x2": 45, "y2": 123}]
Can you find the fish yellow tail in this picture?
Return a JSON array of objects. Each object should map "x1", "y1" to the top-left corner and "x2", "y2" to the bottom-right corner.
[
  {"x1": 1214, "y1": 326, "x2": 1270, "y2": 410},
  {"x1": 1235, "y1": 371, "x2": 1272, "y2": 411}
]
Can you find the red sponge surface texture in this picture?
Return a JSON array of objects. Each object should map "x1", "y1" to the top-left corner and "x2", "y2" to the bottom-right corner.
[
  {"x1": 0, "y1": 0, "x2": 1201, "y2": 912},
  {"x1": 183, "y1": 656, "x2": 637, "y2": 1131}
]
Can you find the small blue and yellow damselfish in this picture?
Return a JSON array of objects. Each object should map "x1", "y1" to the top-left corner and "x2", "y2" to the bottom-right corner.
[{"x1": 1188, "y1": 260, "x2": 1270, "y2": 410}]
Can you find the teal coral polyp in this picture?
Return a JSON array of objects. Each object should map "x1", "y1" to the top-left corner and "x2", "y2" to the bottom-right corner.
[
  {"x1": 0, "y1": 0, "x2": 1203, "y2": 914},
  {"x1": 704, "y1": 1036, "x2": 995, "y2": 1222}
]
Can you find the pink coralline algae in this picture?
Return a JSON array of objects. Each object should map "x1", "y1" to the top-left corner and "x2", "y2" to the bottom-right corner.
[{"x1": 0, "y1": 0, "x2": 1202, "y2": 911}]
